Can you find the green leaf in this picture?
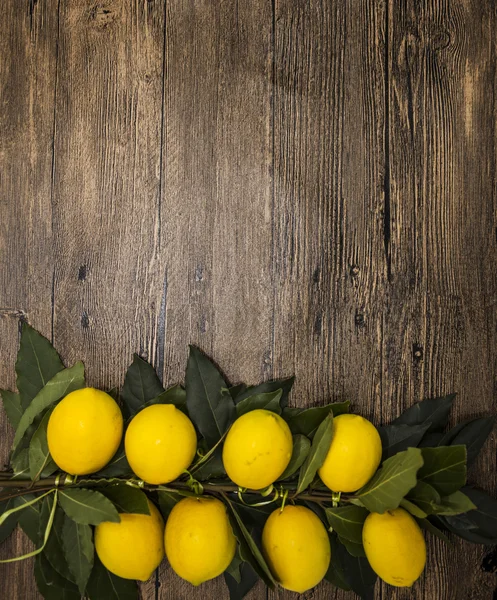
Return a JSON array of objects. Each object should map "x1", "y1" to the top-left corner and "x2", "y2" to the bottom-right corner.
[
  {"x1": 229, "y1": 384, "x2": 246, "y2": 400},
  {"x1": 325, "y1": 535, "x2": 351, "y2": 591},
  {"x1": 224, "y1": 561, "x2": 259, "y2": 600},
  {"x1": 100, "y1": 485, "x2": 150, "y2": 515},
  {"x1": 357, "y1": 447, "x2": 423, "y2": 513},
  {"x1": 121, "y1": 354, "x2": 164, "y2": 417},
  {"x1": 392, "y1": 394, "x2": 455, "y2": 433},
  {"x1": 442, "y1": 487, "x2": 497, "y2": 544},
  {"x1": 35, "y1": 553, "x2": 80, "y2": 600},
  {"x1": 224, "y1": 497, "x2": 276, "y2": 588},
  {"x1": 185, "y1": 346, "x2": 235, "y2": 448},
  {"x1": 43, "y1": 507, "x2": 76, "y2": 582},
  {"x1": 11, "y1": 448, "x2": 30, "y2": 479},
  {"x1": 62, "y1": 518, "x2": 94, "y2": 594},
  {"x1": 284, "y1": 401, "x2": 349, "y2": 437},
  {"x1": 1, "y1": 390, "x2": 23, "y2": 429},
  {"x1": 417, "y1": 518, "x2": 451, "y2": 544},
  {"x1": 87, "y1": 555, "x2": 138, "y2": 600},
  {"x1": 418, "y1": 445, "x2": 467, "y2": 496},
  {"x1": 0, "y1": 495, "x2": 18, "y2": 544},
  {"x1": 296, "y1": 412, "x2": 334, "y2": 494},
  {"x1": 151, "y1": 384, "x2": 187, "y2": 413},
  {"x1": 231, "y1": 502, "x2": 273, "y2": 529},
  {"x1": 29, "y1": 409, "x2": 57, "y2": 481},
  {"x1": 157, "y1": 490, "x2": 186, "y2": 518},
  {"x1": 13, "y1": 362, "x2": 85, "y2": 451},
  {"x1": 439, "y1": 417, "x2": 495, "y2": 466},
  {"x1": 15, "y1": 493, "x2": 40, "y2": 543},
  {"x1": 16, "y1": 323, "x2": 65, "y2": 410},
  {"x1": 326, "y1": 505, "x2": 368, "y2": 544},
  {"x1": 191, "y1": 446, "x2": 227, "y2": 480},
  {"x1": 234, "y1": 377, "x2": 294, "y2": 408},
  {"x1": 59, "y1": 489, "x2": 120, "y2": 526},
  {"x1": 337, "y1": 535, "x2": 366, "y2": 557},
  {"x1": 107, "y1": 387, "x2": 119, "y2": 401},
  {"x1": 379, "y1": 422, "x2": 431, "y2": 459},
  {"x1": 333, "y1": 535, "x2": 377, "y2": 599},
  {"x1": 236, "y1": 389, "x2": 282, "y2": 417},
  {"x1": 225, "y1": 551, "x2": 243, "y2": 583},
  {"x1": 431, "y1": 490, "x2": 476, "y2": 516},
  {"x1": 95, "y1": 441, "x2": 132, "y2": 478},
  {"x1": 407, "y1": 481, "x2": 442, "y2": 514},
  {"x1": 400, "y1": 498, "x2": 427, "y2": 519},
  {"x1": 278, "y1": 435, "x2": 311, "y2": 480}
]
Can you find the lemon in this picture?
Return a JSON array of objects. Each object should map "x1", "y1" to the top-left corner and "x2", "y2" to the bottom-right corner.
[
  {"x1": 318, "y1": 413, "x2": 382, "y2": 492},
  {"x1": 95, "y1": 499, "x2": 165, "y2": 581},
  {"x1": 125, "y1": 404, "x2": 197, "y2": 484},
  {"x1": 222, "y1": 409, "x2": 292, "y2": 489},
  {"x1": 363, "y1": 508, "x2": 426, "y2": 586},
  {"x1": 262, "y1": 505, "x2": 330, "y2": 592},
  {"x1": 165, "y1": 496, "x2": 236, "y2": 585},
  {"x1": 47, "y1": 387, "x2": 123, "y2": 475}
]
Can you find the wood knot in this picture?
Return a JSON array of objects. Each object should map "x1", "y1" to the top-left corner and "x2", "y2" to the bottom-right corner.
[
  {"x1": 81, "y1": 311, "x2": 90, "y2": 329},
  {"x1": 78, "y1": 265, "x2": 88, "y2": 282},
  {"x1": 88, "y1": 3, "x2": 118, "y2": 29},
  {"x1": 426, "y1": 26, "x2": 451, "y2": 51},
  {"x1": 354, "y1": 309, "x2": 366, "y2": 329},
  {"x1": 412, "y1": 343, "x2": 424, "y2": 363}
]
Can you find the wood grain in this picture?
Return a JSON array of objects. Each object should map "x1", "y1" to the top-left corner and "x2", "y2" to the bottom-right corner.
[{"x1": 0, "y1": 0, "x2": 496, "y2": 599}]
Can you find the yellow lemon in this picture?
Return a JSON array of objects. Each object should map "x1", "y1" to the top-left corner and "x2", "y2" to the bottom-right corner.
[
  {"x1": 125, "y1": 404, "x2": 196, "y2": 484},
  {"x1": 47, "y1": 387, "x2": 123, "y2": 475},
  {"x1": 262, "y1": 505, "x2": 331, "y2": 592},
  {"x1": 318, "y1": 413, "x2": 382, "y2": 492},
  {"x1": 362, "y1": 508, "x2": 426, "y2": 586},
  {"x1": 165, "y1": 496, "x2": 236, "y2": 585},
  {"x1": 222, "y1": 409, "x2": 292, "y2": 489},
  {"x1": 95, "y1": 499, "x2": 165, "y2": 581}
]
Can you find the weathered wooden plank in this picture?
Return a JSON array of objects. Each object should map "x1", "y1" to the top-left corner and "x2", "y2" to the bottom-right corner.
[
  {"x1": 158, "y1": 0, "x2": 273, "y2": 599},
  {"x1": 384, "y1": 1, "x2": 497, "y2": 598},
  {"x1": 271, "y1": 1, "x2": 386, "y2": 599},
  {"x1": 0, "y1": 1, "x2": 59, "y2": 598}
]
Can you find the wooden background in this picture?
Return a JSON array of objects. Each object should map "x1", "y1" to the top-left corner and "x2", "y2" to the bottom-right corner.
[{"x1": 1, "y1": 0, "x2": 496, "y2": 598}]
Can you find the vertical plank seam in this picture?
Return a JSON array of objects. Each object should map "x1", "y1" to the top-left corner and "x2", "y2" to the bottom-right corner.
[
  {"x1": 49, "y1": 0, "x2": 62, "y2": 344},
  {"x1": 270, "y1": 0, "x2": 276, "y2": 393},
  {"x1": 383, "y1": 0, "x2": 392, "y2": 285}
]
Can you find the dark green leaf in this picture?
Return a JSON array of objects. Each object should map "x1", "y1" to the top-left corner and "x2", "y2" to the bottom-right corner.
[
  {"x1": 285, "y1": 401, "x2": 350, "y2": 437},
  {"x1": 191, "y1": 446, "x2": 227, "y2": 480},
  {"x1": 35, "y1": 553, "x2": 80, "y2": 600},
  {"x1": 338, "y1": 535, "x2": 366, "y2": 557},
  {"x1": 417, "y1": 518, "x2": 451, "y2": 544},
  {"x1": 230, "y1": 502, "x2": 273, "y2": 529},
  {"x1": 225, "y1": 551, "x2": 243, "y2": 584},
  {"x1": 325, "y1": 535, "x2": 351, "y2": 591},
  {"x1": 43, "y1": 506, "x2": 75, "y2": 582},
  {"x1": 13, "y1": 362, "x2": 85, "y2": 451},
  {"x1": 107, "y1": 387, "x2": 119, "y2": 401},
  {"x1": 15, "y1": 493, "x2": 40, "y2": 543},
  {"x1": 442, "y1": 487, "x2": 497, "y2": 544},
  {"x1": 185, "y1": 346, "x2": 235, "y2": 448},
  {"x1": 334, "y1": 535, "x2": 376, "y2": 599},
  {"x1": 439, "y1": 417, "x2": 495, "y2": 466},
  {"x1": 95, "y1": 441, "x2": 132, "y2": 478},
  {"x1": 62, "y1": 518, "x2": 94, "y2": 594},
  {"x1": 29, "y1": 409, "x2": 57, "y2": 481},
  {"x1": 121, "y1": 354, "x2": 164, "y2": 417},
  {"x1": 431, "y1": 491, "x2": 476, "y2": 516},
  {"x1": 407, "y1": 481, "x2": 442, "y2": 515},
  {"x1": 1, "y1": 390, "x2": 23, "y2": 429},
  {"x1": 278, "y1": 435, "x2": 311, "y2": 480},
  {"x1": 151, "y1": 385, "x2": 187, "y2": 413},
  {"x1": 224, "y1": 561, "x2": 259, "y2": 600},
  {"x1": 297, "y1": 411, "x2": 334, "y2": 494},
  {"x1": 0, "y1": 495, "x2": 18, "y2": 544},
  {"x1": 87, "y1": 555, "x2": 138, "y2": 600},
  {"x1": 157, "y1": 490, "x2": 187, "y2": 518},
  {"x1": 16, "y1": 323, "x2": 64, "y2": 410},
  {"x1": 379, "y1": 422, "x2": 431, "y2": 459},
  {"x1": 326, "y1": 505, "x2": 368, "y2": 544},
  {"x1": 224, "y1": 497, "x2": 276, "y2": 588},
  {"x1": 357, "y1": 447, "x2": 423, "y2": 513},
  {"x1": 100, "y1": 485, "x2": 150, "y2": 515},
  {"x1": 419, "y1": 432, "x2": 444, "y2": 447},
  {"x1": 59, "y1": 489, "x2": 120, "y2": 525},
  {"x1": 418, "y1": 445, "x2": 467, "y2": 496},
  {"x1": 11, "y1": 448, "x2": 30, "y2": 479},
  {"x1": 400, "y1": 498, "x2": 427, "y2": 519},
  {"x1": 391, "y1": 394, "x2": 455, "y2": 433},
  {"x1": 234, "y1": 377, "x2": 294, "y2": 408},
  {"x1": 236, "y1": 390, "x2": 282, "y2": 417},
  {"x1": 229, "y1": 384, "x2": 246, "y2": 400}
]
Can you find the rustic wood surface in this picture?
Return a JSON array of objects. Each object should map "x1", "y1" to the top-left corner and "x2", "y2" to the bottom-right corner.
[{"x1": 1, "y1": 1, "x2": 496, "y2": 599}]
